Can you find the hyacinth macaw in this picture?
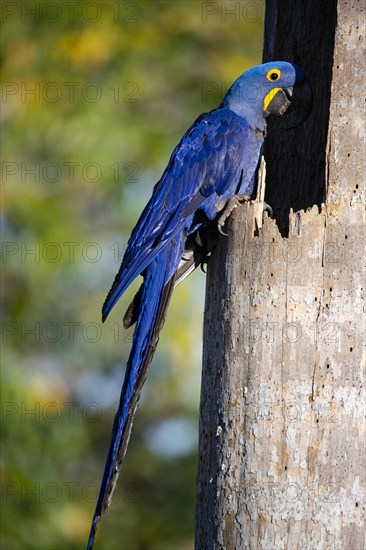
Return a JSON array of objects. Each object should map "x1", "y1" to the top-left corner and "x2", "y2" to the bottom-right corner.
[{"x1": 87, "y1": 61, "x2": 307, "y2": 548}]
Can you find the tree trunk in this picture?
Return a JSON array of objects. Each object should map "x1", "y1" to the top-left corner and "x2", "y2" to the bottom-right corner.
[{"x1": 195, "y1": 1, "x2": 365, "y2": 549}]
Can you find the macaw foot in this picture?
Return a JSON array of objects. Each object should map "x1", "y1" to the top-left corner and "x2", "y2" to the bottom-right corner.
[{"x1": 217, "y1": 194, "x2": 251, "y2": 236}]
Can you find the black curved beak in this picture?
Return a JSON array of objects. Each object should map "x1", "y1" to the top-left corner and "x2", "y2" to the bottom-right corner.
[
  {"x1": 283, "y1": 80, "x2": 313, "y2": 129},
  {"x1": 284, "y1": 87, "x2": 293, "y2": 100},
  {"x1": 264, "y1": 88, "x2": 292, "y2": 117},
  {"x1": 264, "y1": 80, "x2": 313, "y2": 128}
]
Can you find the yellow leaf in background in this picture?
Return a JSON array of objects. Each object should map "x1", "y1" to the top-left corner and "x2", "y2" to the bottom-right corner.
[
  {"x1": 56, "y1": 27, "x2": 117, "y2": 70},
  {"x1": 59, "y1": 505, "x2": 91, "y2": 541},
  {"x1": 215, "y1": 53, "x2": 256, "y2": 82}
]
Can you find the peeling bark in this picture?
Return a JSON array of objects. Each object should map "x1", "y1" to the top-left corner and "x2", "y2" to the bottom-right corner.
[{"x1": 195, "y1": 1, "x2": 365, "y2": 549}]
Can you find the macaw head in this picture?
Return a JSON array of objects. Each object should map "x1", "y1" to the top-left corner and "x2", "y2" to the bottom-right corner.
[{"x1": 221, "y1": 61, "x2": 309, "y2": 131}]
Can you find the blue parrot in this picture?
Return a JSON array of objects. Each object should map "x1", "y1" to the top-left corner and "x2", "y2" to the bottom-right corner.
[{"x1": 87, "y1": 61, "x2": 306, "y2": 548}]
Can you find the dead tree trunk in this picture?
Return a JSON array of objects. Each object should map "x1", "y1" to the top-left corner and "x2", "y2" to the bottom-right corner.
[{"x1": 195, "y1": 1, "x2": 365, "y2": 548}]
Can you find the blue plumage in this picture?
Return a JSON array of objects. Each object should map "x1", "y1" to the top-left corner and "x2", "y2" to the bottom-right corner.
[
  {"x1": 88, "y1": 61, "x2": 305, "y2": 549},
  {"x1": 101, "y1": 109, "x2": 251, "y2": 321}
]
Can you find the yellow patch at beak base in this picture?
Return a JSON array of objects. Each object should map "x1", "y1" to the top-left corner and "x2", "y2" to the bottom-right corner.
[{"x1": 263, "y1": 88, "x2": 281, "y2": 111}]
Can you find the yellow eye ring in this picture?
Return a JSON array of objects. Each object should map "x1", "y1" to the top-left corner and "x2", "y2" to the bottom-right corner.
[{"x1": 266, "y1": 69, "x2": 281, "y2": 82}]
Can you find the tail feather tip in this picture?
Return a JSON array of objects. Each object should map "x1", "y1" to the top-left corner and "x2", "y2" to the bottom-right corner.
[{"x1": 87, "y1": 514, "x2": 100, "y2": 550}]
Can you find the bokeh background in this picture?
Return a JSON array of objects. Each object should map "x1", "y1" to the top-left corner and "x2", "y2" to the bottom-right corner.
[{"x1": 1, "y1": 1, "x2": 263, "y2": 548}]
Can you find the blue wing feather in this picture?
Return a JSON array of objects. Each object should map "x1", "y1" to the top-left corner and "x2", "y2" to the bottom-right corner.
[{"x1": 102, "y1": 108, "x2": 251, "y2": 321}]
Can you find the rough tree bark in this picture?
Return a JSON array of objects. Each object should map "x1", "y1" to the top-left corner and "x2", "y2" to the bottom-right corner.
[{"x1": 195, "y1": 1, "x2": 365, "y2": 549}]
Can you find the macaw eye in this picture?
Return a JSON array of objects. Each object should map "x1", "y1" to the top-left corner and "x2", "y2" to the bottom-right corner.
[{"x1": 266, "y1": 69, "x2": 281, "y2": 81}]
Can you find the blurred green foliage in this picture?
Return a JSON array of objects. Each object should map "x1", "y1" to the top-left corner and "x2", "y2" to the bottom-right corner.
[{"x1": 1, "y1": 1, "x2": 263, "y2": 548}]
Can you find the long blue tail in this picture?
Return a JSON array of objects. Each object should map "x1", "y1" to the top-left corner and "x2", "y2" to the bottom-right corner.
[{"x1": 87, "y1": 240, "x2": 181, "y2": 549}]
